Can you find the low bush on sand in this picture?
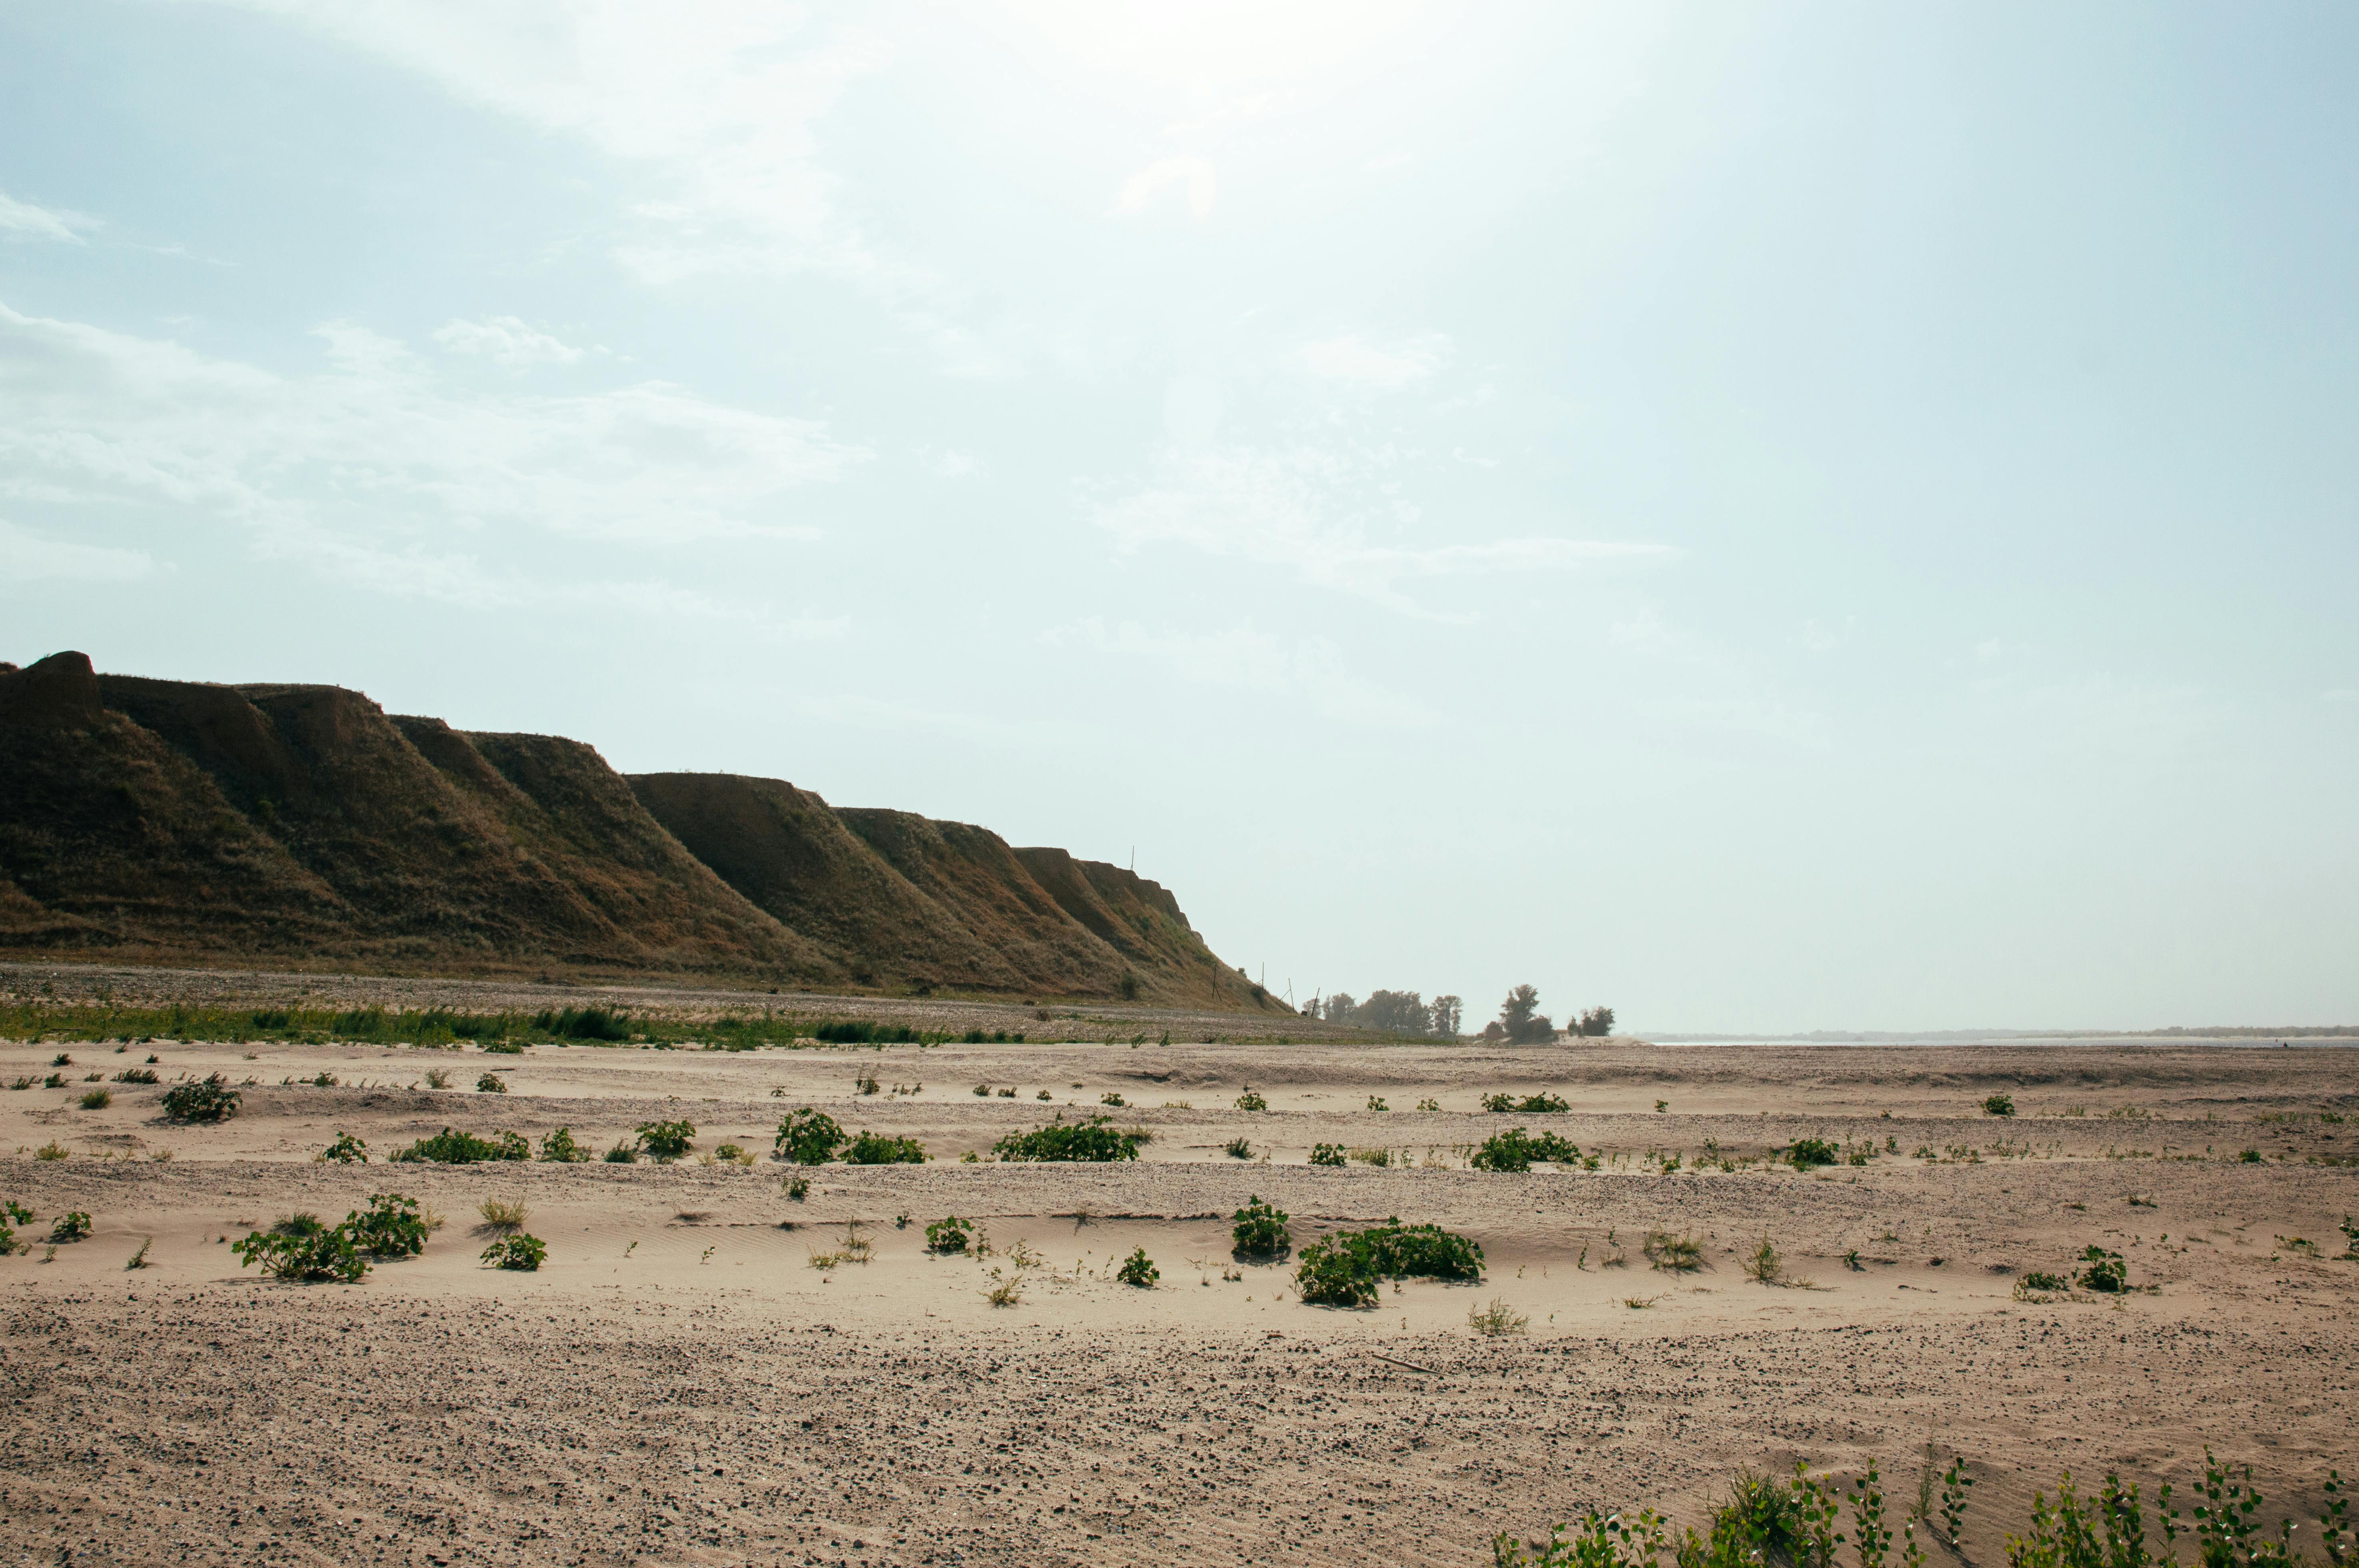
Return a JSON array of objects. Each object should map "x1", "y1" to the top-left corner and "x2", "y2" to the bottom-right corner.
[
  {"x1": 538, "y1": 1126, "x2": 589, "y2": 1162},
  {"x1": 1117, "y1": 1248, "x2": 1159, "y2": 1287},
  {"x1": 925, "y1": 1217, "x2": 974, "y2": 1254},
  {"x1": 992, "y1": 1115, "x2": 1145, "y2": 1162},
  {"x1": 1786, "y1": 1137, "x2": 1839, "y2": 1169},
  {"x1": 635, "y1": 1120, "x2": 696, "y2": 1161},
  {"x1": 843, "y1": 1131, "x2": 927, "y2": 1165},
  {"x1": 1983, "y1": 1093, "x2": 2017, "y2": 1117},
  {"x1": 1645, "y1": 1231, "x2": 1704, "y2": 1272},
  {"x1": 319, "y1": 1131, "x2": 368, "y2": 1163},
  {"x1": 391, "y1": 1127, "x2": 528, "y2": 1164},
  {"x1": 0, "y1": 1199, "x2": 32, "y2": 1251},
  {"x1": 1234, "y1": 1088, "x2": 1268, "y2": 1112},
  {"x1": 350, "y1": 1193, "x2": 431, "y2": 1258},
  {"x1": 1231, "y1": 1196, "x2": 1291, "y2": 1257},
  {"x1": 1310, "y1": 1143, "x2": 1346, "y2": 1167},
  {"x1": 1469, "y1": 1298, "x2": 1529, "y2": 1337},
  {"x1": 1490, "y1": 1451, "x2": 2348, "y2": 1568},
  {"x1": 1294, "y1": 1218, "x2": 1484, "y2": 1308},
  {"x1": 478, "y1": 1199, "x2": 529, "y2": 1231},
  {"x1": 112, "y1": 1067, "x2": 158, "y2": 1085},
  {"x1": 775, "y1": 1108, "x2": 845, "y2": 1164},
  {"x1": 49, "y1": 1211, "x2": 92, "y2": 1243},
  {"x1": 1481, "y1": 1092, "x2": 1570, "y2": 1114},
  {"x1": 1471, "y1": 1128, "x2": 1580, "y2": 1172},
  {"x1": 160, "y1": 1073, "x2": 240, "y2": 1123},
  {"x1": 481, "y1": 1233, "x2": 546, "y2": 1271}
]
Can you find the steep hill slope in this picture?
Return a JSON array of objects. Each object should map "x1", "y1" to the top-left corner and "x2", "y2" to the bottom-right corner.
[{"x1": 0, "y1": 651, "x2": 1280, "y2": 1009}]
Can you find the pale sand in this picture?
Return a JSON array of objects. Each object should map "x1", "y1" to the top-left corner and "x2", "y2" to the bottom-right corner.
[{"x1": 3, "y1": 1017, "x2": 2354, "y2": 1566}]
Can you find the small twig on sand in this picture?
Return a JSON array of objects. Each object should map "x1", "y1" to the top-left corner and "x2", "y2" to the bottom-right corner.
[{"x1": 1372, "y1": 1353, "x2": 1438, "y2": 1374}]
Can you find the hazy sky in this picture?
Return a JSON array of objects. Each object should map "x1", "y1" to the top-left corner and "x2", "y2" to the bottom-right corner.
[{"x1": 4, "y1": 2, "x2": 2355, "y2": 1032}]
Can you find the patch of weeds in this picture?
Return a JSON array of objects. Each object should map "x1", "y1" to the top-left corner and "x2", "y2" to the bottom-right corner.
[
  {"x1": 1984, "y1": 1093, "x2": 2017, "y2": 1117},
  {"x1": 2341, "y1": 1215, "x2": 2359, "y2": 1260},
  {"x1": 475, "y1": 1073, "x2": 507, "y2": 1094},
  {"x1": 997, "y1": 1087, "x2": 1016, "y2": 1098},
  {"x1": 51, "y1": 1053, "x2": 72, "y2": 1067},
  {"x1": 2076, "y1": 1245, "x2": 2127, "y2": 1293},
  {"x1": 1232, "y1": 1196, "x2": 1291, "y2": 1257},
  {"x1": 350, "y1": 1193, "x2": 431, "y2": 1258},
  {"x1": 925, "y1": 1217, "x2": 974, "y2": 1254},
  {"x1": 843, "y1": 1131, "x2": 927, "y2": 1164},
  {"x1": 1481, "y1": 1092, "x2": 1570, "y2": 1114},
  {"x1": 1224, "y1": 1137, "x2": 1255, "y2": 1159},
  {"x1": 6, "y1": 1076, "x2": 30, "y2": 1091},
  {"x1": 1623, "y1": 1295, "x2": 1660, "y2": 1309},
  {"x1": 774, "y1": 1107, "x2": 845, "y2": 1165},
  {"x1": 786, "y1": 1176, "x2": 811, "y2": 1201},
  {"x1": 1098, "y1": 1090, "x2": 1127, "y2": 1107},
  {"x1": 1643, "y1": 1231, "x2": 1704, "y2": 1272},
  {"x1": 1468, "y1": 1297, "x2": 1528, "y2": 1337},
  {"x1": 41, "y1": 1073, "x2": 66, "y2": 1088},
  {"x1": 125, "y1": 1237, "x2": 152, "y2": 1270},
  {"x1": 478, "y1": 1198, "x2": 529, "y2": 1232},
  {"x1": 391, "y1": 1127, "x2": 528, "y2": 1164},
  {"x1": 1234, "y1": 1088, "x2": 1269, "y2": 1112},
  {"x1": 982, "y1": 1269, "x2": 1024, "y2": 1307},
  {"x1": 993, "y1": 1115, "x2": 1146, "y2": 1162},
  {"x1": 424, "y1": 1069, "x2": 451, "y2": 1089},
  {"x1": 1117, "y1": 1247, "x2": 1159, "y2": 1287},
  {"x1": 112, "y1": 1067, "x2": 158, "y2": 1085},
  {"x1": 481, "y1": 1233, "x2": 546, "y2": 1271},
  {"x1": 1786, "y1": 1137, "x2": 1839, "y2": 1169},
  {"x1": 34, "y1": 1141, "x2": 68, "y2": 1161},
  {"x1": 603, "y1": 1140, "x2": 638, "y2": 1163},
  {"x1": 160, "y1": 1073, "x2": 240, "y2": 1123},
  {"x1": 50, "y1": 1211, "x2": 92, "y2": 1243},
  {"x1": 1367, "y1": 1096, "x2": 1390, "y2": 1111},
  {"x1": 235, "y1": 1219, "x2": 366, "y2": 1283},
  {"x1": 538, "y1": 1126, "x2": 589, "y2": 1162},
  {"x1": 1740, "y1": 1236, "x2": 1787, "y2": 1285},
  {"x1": 635, "y1": 1119, "x2": 696, "y2": 1161},
  {"x1": 1293, "y1": 1217, "x2": 1484, "y2": 1308},
  {"x1": 1471, "y1": 1127, "x2": 1581, "y2": 1172},
  {"x1": 78, "y1": 1087, "x2": 111, "y2": 1109},
  {"x1": 2237, "y1": 1148, "x2": 2263, "y2": 1163},
  {"x1": 1349, "y1": 1146, "x2": 1393, "y2": 1167},
  {"x1": 2013, "y1": 1271, "x2": 2070, "y2": 1301},
  {"x1": 0, "y1": 1199, "x2": 32, "y2": 1251},
  {"x1": 838, "y1": 1220, "x2": 873, "y2": 1263},
  {"x1": 1416, "y1": 1098, "x2": 1441, "y2": 1112},
  {"x1": 319, "y1": 1131, "x2": 368, "y2": 1164}
]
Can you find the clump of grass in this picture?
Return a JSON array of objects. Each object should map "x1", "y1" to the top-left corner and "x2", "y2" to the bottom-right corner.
[
  {"x1": 1984, "y1": 1093, "x2": 2017, "y2": 1117},
  {"x1": 1117, "y1": 1247, "x2": 1159, "y2": 1287},
  {"x1": 1234, "y1": 1088, "x2": 1268, "y2": 1112},
  {"x1": 1349, "y1": 1146, "x2": 1394, "y2": 1167},
  {"x1": 125, "y1": 1237, "x2": 152, "y2": 1270},
  {"x1": 1224, "y1": 1137, "x2": 1254, "y2": 1159},
  {"x1": 112, "y1": 1067, "x2": 158, "y2": 1085},
  {"x1": 603, "y1": 1139, "x2": 638, "y2": 1163},
  {"x1": 1741, "y1": 1236, "x2": 1787, "y2": 1285},
  {"x1": 478, "y1": 1199, "x2": 529, "y2": 1232},
  {"x1": 78, "y1": 1087, "x2": 111, "y2": 1109},
  {"x1": 1643, "y1": 1231, "x2": 1703, "y2": 1272},
  {"x1": 424, "y1": 1068, "x2": 451, "y2": 1089},
  {"x1": 982, "y1": 1269, "x2": 1023, "y2": 1306},
  {"x1": 1468, "y1": 1297, "x2": 1529, "y2": 1337},
  {"x1": 34, "y1": 1141, "x2": 69, "y2": 1161}
]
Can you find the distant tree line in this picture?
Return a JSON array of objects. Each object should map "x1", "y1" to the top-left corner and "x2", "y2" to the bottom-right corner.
[
  {"x1": 1477, "y1": 985, "x2": 1614, "y2": 1043},
  {"x1": 1305, "y1": 989, "x2": 1462, "y2": 1038}
]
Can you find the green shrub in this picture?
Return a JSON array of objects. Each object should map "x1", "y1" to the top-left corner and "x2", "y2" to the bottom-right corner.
[
  {"x1": 1224, "y1": 1137, "x2": 1254, "y2": 1159},
  {"x1": 1232, "y1": 1196, "x2": 1291, "y2": 1256},
  {"x1": 51, "y1": 1053, "x2": 72, "y2": 1067},
  {"x1": 475, "y1": 1072, "x2": 507, "y2": 1093},
  {"x1": 2018, "y1": 1269, "x2": 2069, "y2": 1292},
  {"x1": 234, "y1": 1219, "x2": 367, "y2": 1283},
  {"x1": 843, "y1": 1131, "x2": 927, "y2": 1164},
  {"x1": 320, "y1": 1131, "x2": 368, "y2": 1163},
  {"x1": 1234, "y1": 1088, "x2": 1268, "y2": 1112},
  {"x1": 78, "y1": 1087, "x2": 111, "y2": 1109},
  {"x1": 1292, "y1": 1217, "x2": 1484, "y2": 1308},
  {"x1": 774, "y1": 1107, "x2": 845, "y2": 1165},
  {"x1": 1310, "y1": 1143, "x2": 1346, "y2": 1167},
  {"x1": 1117, "y1": 1247, "x2": 1159, "y2": 1287},
  {"x1": 603, "y1": 1141, "x2": 637, "y2": 1163},
  {"x1": 1101, "y1": 1091, "x2": 1126, "y2": 1107},
  {"x1": 1481, "y1": 1091, "x2": 1570, "y2": 1114},
  {"x1": 42, "y1": 1073, "x2": 64, "y2": 1088},
  {"x1": 812, "y1": 1020, "x2": 919, "y2": 1044},
  {"x1": 112, "y1": 1067, "x2": 158, "y2": 1085},
  {"x1": 390, "y1": 1127, "x2": 529, "y2": 1164},
  {"x1": 1471, "y1": 1128, "x2": 1581, "y2": 1173},
  {"x1": 1984, "y1": 1093, "x2": 2017, "y2": 1117},
  {"x1": 635, "y1": 1120, "x2": 696, "y2": 1161},
  {"x1": 49, "y1": 1211, "x2": 92, "y2": 1243},
  {"x1": 350, "y1": 1193, "x2": 431, "y2": 1258},
  {"x1": 1786, "y1": 1137, "x2": 1839, "y2": 1169},
  {"x1": 992, "y1": 1115, "x2": 1145, "y2": 1162},
  {"x1": 481, "y1": 1233, "x2": 547, "y2": 1271},
  {"x1": 2237, "y1": 1148, "x2": 2263, "y2": 1163},
  {"x1": 0, "y1": 1199, "x2": 30, "y2": 1251},
  {"x1": 2076, "y1": 1245, "x2": 2127, "y2": 1293},
  {"x1": 160, "y1": 1073, "x2": 240, "y2": 1123},
  {"x1": 1646, "y1": 1231, "x2": 1705, "y2": 1272},
  {"x1": 537, "y1": 1126, "x2": 589, "y2": 1162},
  {"x1": 925, "y1": 1217, "x2": 974, "y2": 1255},
  {"x1": 532, "y1": 1006, "x2": 627, "y2": 1041}
]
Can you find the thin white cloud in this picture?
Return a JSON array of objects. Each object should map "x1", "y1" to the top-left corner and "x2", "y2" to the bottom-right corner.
[
  {"x1": 1047, "y1": 616, "x2": 1430, "y2": 726},
  {"x1": 0, "y1": 520, "x2": 158, "y2": 583},
  {"x1": 1115, "y1": 156, "x2": 1218, "y2": 219},
  {"x1": 0, "y1": 192, "x2": 93, "y2": 243},
  {"x1": 0, "y1": 299, "x2": 865, "y2": 610},
  {"x1": 433, "y1": 316, "x2": 585, "y2": 367},
  {"x1": 1091, "y1": 443, "x2": 1676, "y2": 616},
  {"x1": 1297, "y1": 333, "x2": 1448, "y2": 389}
]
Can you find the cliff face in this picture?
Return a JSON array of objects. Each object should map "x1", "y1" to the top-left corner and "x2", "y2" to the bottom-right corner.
[{"x1": 0, "y1": 651, "x2": 1280, "y2": 1010}]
